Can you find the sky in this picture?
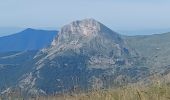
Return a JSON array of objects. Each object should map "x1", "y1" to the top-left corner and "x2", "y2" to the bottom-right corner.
[{"x1": 0, "y1": 0, "x2": 170, "y2": 36}]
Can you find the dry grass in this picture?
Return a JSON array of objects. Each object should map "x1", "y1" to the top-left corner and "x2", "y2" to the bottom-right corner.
[{"x1": 1, "y1": 84, "x2": 170, "y2": 100}]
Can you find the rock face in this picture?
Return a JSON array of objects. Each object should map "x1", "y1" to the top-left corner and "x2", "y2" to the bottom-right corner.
[
  {"x1": 41, "y1": 19, "x2": 129, "y2": 68},
  {"x1": 18, "y1": 18, "x2": 148, "y2": 94}
]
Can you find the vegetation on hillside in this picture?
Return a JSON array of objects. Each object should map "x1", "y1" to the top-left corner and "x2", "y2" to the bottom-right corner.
[{"x1": 1, "y1": 82, "x2": 170, "y2": 100}]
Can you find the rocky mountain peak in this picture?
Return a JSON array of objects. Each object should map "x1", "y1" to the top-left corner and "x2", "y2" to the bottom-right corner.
[
  {"x1": 51, "y1": 18, "x2": 122, "y2": 46},
  {"x1": 16, "y1": 19, "x2": 137, "y2": 95},
  {"x1": 60, "y1": 18, "x2": 101, "y2": 36}
]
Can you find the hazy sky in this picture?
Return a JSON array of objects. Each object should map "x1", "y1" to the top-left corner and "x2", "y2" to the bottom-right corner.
[{"x1": 0, "y1": 0, "x2": 170, "y2": 35}]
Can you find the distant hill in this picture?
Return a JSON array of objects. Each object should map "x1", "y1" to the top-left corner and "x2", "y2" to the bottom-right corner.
[
  {"x1": 125, "y1": 32, "x2": 170, "y2": 74},
  {"x1": 0, "y1": 28, "x2": 58, "y2": 52}
]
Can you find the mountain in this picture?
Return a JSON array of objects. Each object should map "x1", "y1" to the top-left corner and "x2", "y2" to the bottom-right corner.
[
  {"x1": 1, "y1": 19, "x2": 170, "y2": 95},
  {"x1": 0, "y1": 28, "x2": 58, "y2": 93},
  {"x1": 0, "y1": 28, "x2": 58, "y2": 52},
  {"x1": 17, "y1": 19, "x2": 149, "y2": 95},
  {"x1": 125, "y1": 33, "x2": 170, "y2": 77}
]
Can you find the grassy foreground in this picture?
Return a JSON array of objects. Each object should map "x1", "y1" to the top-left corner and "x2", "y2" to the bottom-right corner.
[{"x1": 1, "y1": 84, "x2": 170, "y2": 100}]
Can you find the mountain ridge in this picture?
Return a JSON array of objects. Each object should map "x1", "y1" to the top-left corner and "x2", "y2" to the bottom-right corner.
[{"x1": 0, "y1": 28, "x2": 58, "y2": 52}]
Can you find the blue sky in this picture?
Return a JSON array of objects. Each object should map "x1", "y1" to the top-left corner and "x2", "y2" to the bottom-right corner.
[{"x1": 0, "y1": 0, "x2": 170, "y2": 35}]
